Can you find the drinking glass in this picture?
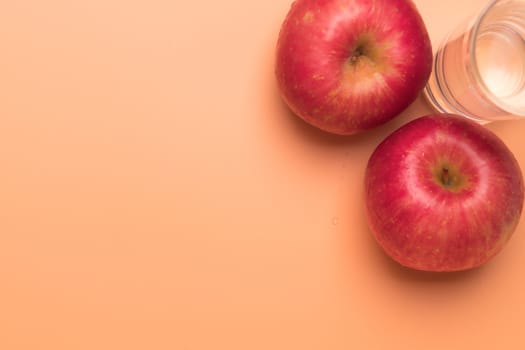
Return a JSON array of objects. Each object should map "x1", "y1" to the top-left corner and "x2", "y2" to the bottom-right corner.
[{"x1": 424, "y1": 0, "x2": 525, "y2": 123}]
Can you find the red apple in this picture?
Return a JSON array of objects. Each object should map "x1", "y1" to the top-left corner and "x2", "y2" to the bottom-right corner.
[
  {"x1": 365, "y1": 114, "x2": 524, "y2": 272},
  {"x1": 275, "y1": 0, "x2": 432, "y2": 135}
]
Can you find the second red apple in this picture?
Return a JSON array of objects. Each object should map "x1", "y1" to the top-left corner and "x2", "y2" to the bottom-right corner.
[{"x1": 365, "y1": 114, "x2": 524, "y2": 272}]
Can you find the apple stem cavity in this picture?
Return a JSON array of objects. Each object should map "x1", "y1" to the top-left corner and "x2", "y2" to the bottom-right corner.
[
  {"x1": 349, "y1": 46, "x2": 365, "y2": 64},
  {"x1": 441, "y1": 168, "x2": 452, "y2": 187}
]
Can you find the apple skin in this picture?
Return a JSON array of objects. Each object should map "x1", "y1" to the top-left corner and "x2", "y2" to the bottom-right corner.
[
  {"x1": 365, "y1": 114, "x2": 524, "y2": 272},
  {"x1": 275, "y1": 0, "x2": 432, "y2": 135}
]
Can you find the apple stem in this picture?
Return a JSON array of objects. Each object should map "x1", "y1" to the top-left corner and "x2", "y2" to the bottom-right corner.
[
  {"x1": 442, "y1": 168, "x2": 451, "y2": 186},
  {"x1": 350, "y1": 47, "x2": 364, "y2": 64}
]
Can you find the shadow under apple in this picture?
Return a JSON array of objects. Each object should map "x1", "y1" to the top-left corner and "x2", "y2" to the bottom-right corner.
[
  {"x1": 369, "y1": 236, "x2": 489, "y2": 284},
  {"x1": 275, "y1": 92, "x2": 435, "y2": 155}
]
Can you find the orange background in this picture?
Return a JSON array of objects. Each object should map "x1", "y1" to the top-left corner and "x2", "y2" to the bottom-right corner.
[{"x1": 1, "y1": 0, "x2": 524, "y2": 349}]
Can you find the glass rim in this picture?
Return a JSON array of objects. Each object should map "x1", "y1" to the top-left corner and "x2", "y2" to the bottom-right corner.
[{"x1": 469, "y1": 0, "x2": 525, "y2": 117}]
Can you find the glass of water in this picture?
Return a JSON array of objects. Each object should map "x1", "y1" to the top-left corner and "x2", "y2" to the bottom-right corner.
[{"x1": 424, "y1": 0, "x2": 525, "y2": 123}]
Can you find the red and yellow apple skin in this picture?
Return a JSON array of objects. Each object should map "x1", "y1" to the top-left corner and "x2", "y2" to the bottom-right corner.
[
  {"x1": 365, "y1": 114, "x2": 524, "y2": 272},
  {"x1": 275, "y1": 0, "x2": 432, "y2": 135}
]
